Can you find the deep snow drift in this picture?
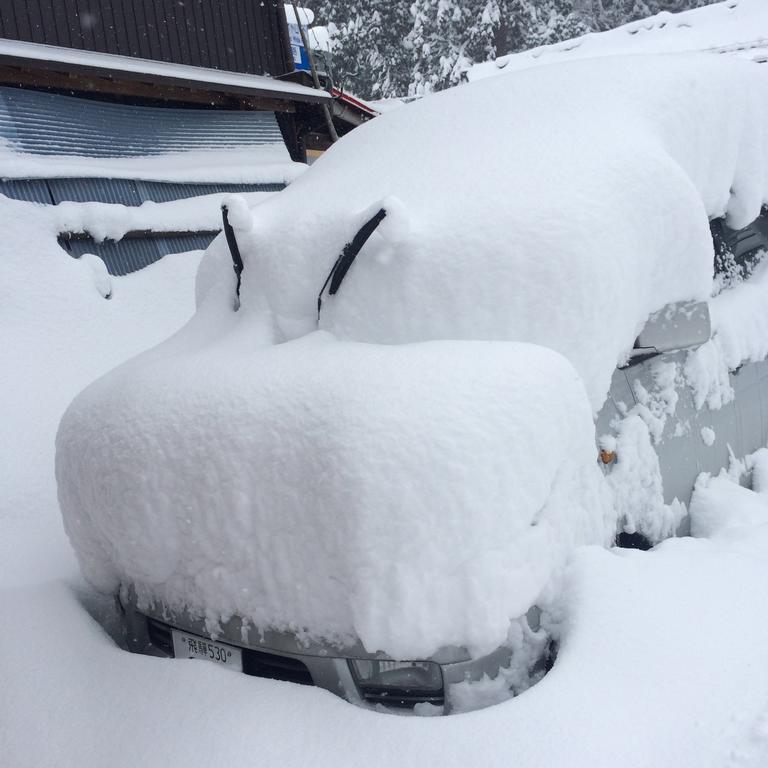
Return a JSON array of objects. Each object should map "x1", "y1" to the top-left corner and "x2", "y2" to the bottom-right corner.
[{"x1": 56, "y1": 54, "x2": 768, "y2": 660}]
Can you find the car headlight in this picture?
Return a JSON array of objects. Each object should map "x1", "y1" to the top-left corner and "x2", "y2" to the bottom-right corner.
[{"x1": 349, "y1": 659, "x2": 443, "y2": 691}]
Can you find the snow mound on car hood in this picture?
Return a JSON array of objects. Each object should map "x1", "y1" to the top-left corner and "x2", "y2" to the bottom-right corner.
[
  {"x1": 57, "y1": 334, "x2": 613, "y2": 659},
  {"x1": 233, "y1": 54, "x2": 768, "y2": 411}
]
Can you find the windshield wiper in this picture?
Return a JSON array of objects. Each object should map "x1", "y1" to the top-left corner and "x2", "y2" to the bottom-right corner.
[{"x1": 317, "y1": 207, "x2": 387, "y2": 319}]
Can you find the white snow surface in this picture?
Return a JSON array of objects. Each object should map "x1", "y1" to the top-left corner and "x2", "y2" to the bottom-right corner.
[
  {"x1": 284, "y1": 4, "x2": 315, "y2": 25},
  {"x1": 469, "y1": 0, "x2": 768, "y2": 80},
  {"x1": 0, "y1": 146, "x2": 305, "y2": 184},
  {"x1": 701, "y1": 425, "x2": 717, "y2": 446},
  {"x1": 0, "y1": 196, "x2": 204, "y2": 588},
  {"x1": 57, "y1": 333, "x2": 613, "y2": 659},
  {"x1": 234, "y1": 54, "x2": 768, "y2": 411}
]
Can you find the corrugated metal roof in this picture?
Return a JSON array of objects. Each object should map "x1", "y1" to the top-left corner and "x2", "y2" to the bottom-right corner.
[
  {"x1": 61, "y1": 232, "x2": 217, "y2": 277},
  {"x1": 2, "y1": 174, "x2": 278, "y2": 276},
  {"x1": 154, "y1": 233, "x2": 219, "y2": 259},
  {"x1": 48, "y1": 178, "x2": 142, "y2": 205},
  {"x1": 134, "y1": 180, "x2": 284, "y2": 202},
  {"x1": 0, "y1": 86, "x2": 286, "y2": 158},
  {"x1": 0, "y1": 178, "x2": 52, "y2": 204}
]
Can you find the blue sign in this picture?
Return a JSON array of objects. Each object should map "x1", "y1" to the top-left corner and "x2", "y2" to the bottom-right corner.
[{"x1": 288, "y1": 22, "x2": 311, "y2": 72}]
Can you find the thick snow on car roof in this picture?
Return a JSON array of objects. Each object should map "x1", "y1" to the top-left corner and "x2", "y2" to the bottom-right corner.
[{"x1": 235, "y1": 53, "x2": 768, "y2": 411}]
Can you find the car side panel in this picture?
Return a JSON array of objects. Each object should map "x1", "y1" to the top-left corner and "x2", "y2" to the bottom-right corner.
[{"x1": 604, "y1": 355, "x2": 768, "y2": 509}]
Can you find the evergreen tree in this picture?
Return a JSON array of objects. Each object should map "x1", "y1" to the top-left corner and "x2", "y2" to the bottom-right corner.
[
  {"x1": 407, "y1": 0, "x2": 588, "y2": 95},
  {"x1": 316, "y1": 1, "x2": 413, "y2": 97},
  {"x1": 596, "y1": 0, "x2": 716, "y2": 29},
  {"x1": 316, "y1": 0, "x2": 719, "y2": 99}
]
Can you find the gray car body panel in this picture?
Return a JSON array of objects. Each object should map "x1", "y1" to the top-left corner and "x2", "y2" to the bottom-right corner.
[
  {"x1": 601, "y1": 353, "x2": 768, "y2": 509},
  {"x1": 120, "y1": 589, "x2": 515, "y2": 713}
]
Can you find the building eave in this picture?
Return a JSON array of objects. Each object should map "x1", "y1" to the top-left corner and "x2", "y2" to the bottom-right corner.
[{"x1": 0, "y1": 37, "x2": 331, "y2": 106}]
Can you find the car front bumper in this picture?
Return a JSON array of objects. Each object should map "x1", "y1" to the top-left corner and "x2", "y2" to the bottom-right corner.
[{"x1": 118, "y1": 590, "x2": 514, "y2": 714}]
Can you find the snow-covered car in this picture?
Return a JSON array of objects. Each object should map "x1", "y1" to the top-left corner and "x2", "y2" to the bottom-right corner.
[{"x1": 57, "y1": 54, "x2": 768, "y2": 713}]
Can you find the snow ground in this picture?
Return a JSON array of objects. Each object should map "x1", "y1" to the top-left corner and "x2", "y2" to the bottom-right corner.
[{"x1": 3, "y1": 490, "x2": 768, "y2": 768}]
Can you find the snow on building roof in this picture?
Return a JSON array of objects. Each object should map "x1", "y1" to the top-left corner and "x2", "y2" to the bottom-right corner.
[
  {"x1": 0, "y1": 37, "x2": 330, "y2": 103},
  {"x1": 468, "y1": 0, "x2": 768, "y2": 81}
]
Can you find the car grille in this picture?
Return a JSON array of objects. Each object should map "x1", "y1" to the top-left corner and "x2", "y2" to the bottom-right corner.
[
  {"x1": 242, "y1": 648, "x2": 313, "y2": 685},
  {"x1": 146, "y1": 618, "x2": 174, "y2": 655},
  {"x1": 359, "y1": 686, "x2": 445, "y2": 709},
  {"x1": 145, "y1": 617, "x2": 313, "y2": 686}
]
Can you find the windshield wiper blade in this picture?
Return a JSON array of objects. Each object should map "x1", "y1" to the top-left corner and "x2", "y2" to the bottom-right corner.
[{"x1": 317, "y1": 207, "x2": 387, "y2": 318}]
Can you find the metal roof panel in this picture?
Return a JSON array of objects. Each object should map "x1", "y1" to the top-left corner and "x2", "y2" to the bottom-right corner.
[{"x1": 0, "y1": 86, "x2": 287, "y2": 158}]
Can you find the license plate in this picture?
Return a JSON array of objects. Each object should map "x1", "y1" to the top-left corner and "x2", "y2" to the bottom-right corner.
[{"x1": 171, "y1": 629, "x2": 243, "y2": 672}]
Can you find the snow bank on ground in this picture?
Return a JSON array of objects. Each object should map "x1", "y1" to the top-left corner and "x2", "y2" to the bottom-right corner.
[
  {"x1": 691, "y1": 473, "x2": 768, "y2": 538},
  {"x1": 469, "y1": 0, "x2": 768, "y2": 80},
  {"x1": 58, "y1": 333, "x2": 614, "y2": 659},
  {"x1": 0, "y1": 195, "x2": 208, "y2": 587},
  {"x1": 234, "y1": 54, "x2": 768, "y2": 411},
  {"x1": 6, "y1": 490, "x2": 768, "y2": 766}
]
